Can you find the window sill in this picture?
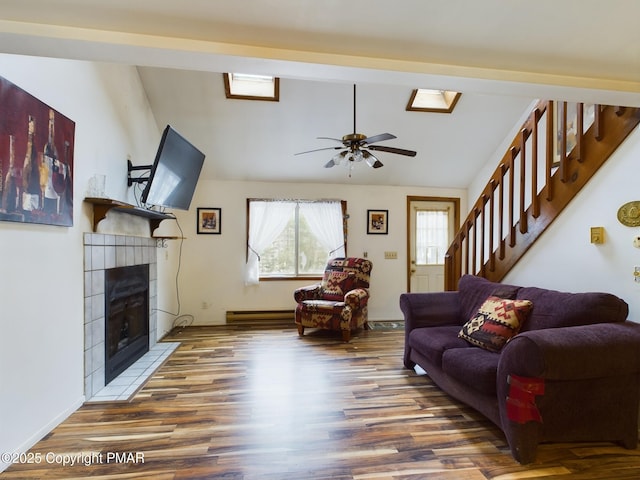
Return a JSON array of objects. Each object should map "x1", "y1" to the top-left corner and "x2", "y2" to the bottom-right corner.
[{"x1": 260, "y1": 275, "x2": 322, "y2": 282}]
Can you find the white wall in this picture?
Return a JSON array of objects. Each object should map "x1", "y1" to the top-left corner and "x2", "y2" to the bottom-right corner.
[
  {"x1": 0, "y1": 54, "x2": 160, "y2": 467},
  {"x1": 154, "y1": 180, "x2": 467, "y2": 326},
  {"x1": 468, "y1": 99, "x2": 539, "y2": 203},
  {"x1": 504, "y1": 127, "x2": 640, "y2": 321}
]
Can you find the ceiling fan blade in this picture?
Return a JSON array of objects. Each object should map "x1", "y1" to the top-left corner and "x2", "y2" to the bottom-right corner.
[
  {"x1": 317, "y1": 136, "x2": 345, "y2": 143},
  {"x1": 363, "y1": 133, "x2": 396, "y2": 145},
  {"x1": 294, "y1": 146, "x2": 343, "y2": 155},
  {"x1": 368, "y1": 145, "x2": 417, "y2": 157}
]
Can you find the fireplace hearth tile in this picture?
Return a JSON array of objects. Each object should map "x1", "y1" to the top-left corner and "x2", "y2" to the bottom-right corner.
[{"x1": 86, "y1": 341, "x2": 179, "y2": 403}]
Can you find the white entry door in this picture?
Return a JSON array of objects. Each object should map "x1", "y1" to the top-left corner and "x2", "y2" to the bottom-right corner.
[{"x1": 408, "y1": 198, "x2": 457, "y2": 293}]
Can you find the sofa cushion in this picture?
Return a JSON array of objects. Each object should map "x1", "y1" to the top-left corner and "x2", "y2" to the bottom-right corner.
[
  {"x1": 458, "y1": 275, "x2": 520, "y2": 321},
  {"x1": 516, "y1": 287, "x2": 628, "y2": 331},
  {"x1": 408, "y1": 325, "x2": 470, "y2": 367},
  {"x1": 459, "y1": 296, "x2": 533, "y2": 352},
  {"x1": 442, "y1": 347, "x2": 500, "y2": 395}
]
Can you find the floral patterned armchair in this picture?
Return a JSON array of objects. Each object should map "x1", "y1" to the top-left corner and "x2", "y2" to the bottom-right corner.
[{"x1": 294, "y1": 257, "x2": 373, "y2": 342}]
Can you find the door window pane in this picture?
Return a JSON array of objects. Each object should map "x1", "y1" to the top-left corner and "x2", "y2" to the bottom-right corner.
[{"x1": 415, "y1": 210, "x2": 448, "y2": 265}]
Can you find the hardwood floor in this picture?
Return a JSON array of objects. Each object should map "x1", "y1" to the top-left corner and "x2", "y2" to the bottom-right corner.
[{"x1": 4, "y1": 324, "x2": 640, "y2": 479}]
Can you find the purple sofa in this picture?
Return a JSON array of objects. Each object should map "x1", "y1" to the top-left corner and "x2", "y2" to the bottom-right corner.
[{"x1": 401, "y1": 274, "x2": 640, "y2": 464}]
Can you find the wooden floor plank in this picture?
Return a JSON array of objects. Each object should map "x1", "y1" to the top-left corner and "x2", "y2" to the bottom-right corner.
[{"x1": 3, "y1": 325, "x2": 640, "y2": 479}]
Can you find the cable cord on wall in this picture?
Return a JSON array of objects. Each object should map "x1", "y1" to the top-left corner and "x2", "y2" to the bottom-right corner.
[
  {"x1": 153, "y1": 214, "x2": 195, "y2": 330},
  {"x1": 131, "y1": 176, "x2": 146, "y2": 208},
  {"x1": 128, "y1": 179, "x2": 193, "y2": 329}
]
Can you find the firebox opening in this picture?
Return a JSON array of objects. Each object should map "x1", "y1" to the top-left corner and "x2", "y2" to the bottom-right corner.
[{"x1": 104, "y1": 264, "x2": 150, "y2": 385}]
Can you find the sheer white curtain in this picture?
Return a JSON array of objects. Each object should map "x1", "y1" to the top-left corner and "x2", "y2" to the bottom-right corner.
[
  {"x1": 300, "y1": 201, "x2": 346, "y2": 259},
  {"x1": 245, "y1": 201, "x2": 296, "y2": 285},
  {"x1": 416, "y1": 209, "x2": 449, "y2": 265}
]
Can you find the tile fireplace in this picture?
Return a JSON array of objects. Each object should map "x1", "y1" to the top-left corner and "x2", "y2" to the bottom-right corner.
[{"x1": 83, "y1": 233, "x2": 158, "y2": 400}]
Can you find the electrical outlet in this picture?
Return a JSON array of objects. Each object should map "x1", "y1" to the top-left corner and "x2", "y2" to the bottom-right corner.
[{"x1": 384, "y1": 251, "x2": 398, "y2": 260}]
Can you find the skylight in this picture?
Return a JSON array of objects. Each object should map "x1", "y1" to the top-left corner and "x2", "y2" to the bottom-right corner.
[
  {"x1": 406, "y1": 89, "x2": 461, "y2": 113},
  {"x1": 224, "y1": 73, "x2": 279, "y2": 101}
]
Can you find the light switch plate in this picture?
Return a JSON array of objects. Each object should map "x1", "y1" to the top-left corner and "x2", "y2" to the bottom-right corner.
[{"x1": 590, "y1": 226, "x2": 604, "y2": 244}]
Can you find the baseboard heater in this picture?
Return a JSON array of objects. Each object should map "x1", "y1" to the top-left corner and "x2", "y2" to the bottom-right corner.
[{"x1": 225, "y1": 309, "x2": 295, "y2": 326}]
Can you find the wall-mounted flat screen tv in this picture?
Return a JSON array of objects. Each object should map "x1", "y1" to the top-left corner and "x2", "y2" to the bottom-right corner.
[{"x1": 141, "y1": 125, "x2": 205, "y2": 211}]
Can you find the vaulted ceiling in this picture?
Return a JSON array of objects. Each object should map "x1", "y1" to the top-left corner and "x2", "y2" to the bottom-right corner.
[{"x1": 1, "y1": 0, "x2": 638, "y2": 187}]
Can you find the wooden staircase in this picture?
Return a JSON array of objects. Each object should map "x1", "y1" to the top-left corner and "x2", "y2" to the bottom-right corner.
[{"x1": 444, "y1": 100, "x2": 640, "y2": 290}]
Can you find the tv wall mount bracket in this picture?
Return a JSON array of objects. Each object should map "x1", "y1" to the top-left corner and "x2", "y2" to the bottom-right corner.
[{"x1": 127, "y1": 159, "x2": 151, "y2": 187}]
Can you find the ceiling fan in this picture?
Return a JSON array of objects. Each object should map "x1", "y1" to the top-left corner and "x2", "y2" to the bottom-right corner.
[{"x1": 295, "y1": 84, "x2": 417, "y2": 173}]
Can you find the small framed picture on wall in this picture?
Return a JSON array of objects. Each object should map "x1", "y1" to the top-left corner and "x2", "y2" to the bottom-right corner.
[
  {"x1": 197, "y1": 207, "x2": 221, "y2": 234},
  {"x1": 367, "y1": 209, "x2": 388, "y2": 234}
]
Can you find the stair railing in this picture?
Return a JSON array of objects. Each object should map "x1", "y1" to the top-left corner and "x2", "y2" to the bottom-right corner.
[{"x1": 444, "y1": 100, "x2": 640, "y2": 290}]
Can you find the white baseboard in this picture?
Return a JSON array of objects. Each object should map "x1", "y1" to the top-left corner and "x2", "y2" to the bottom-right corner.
[{"x1": 0, "y1": 396, "x2": 85, "y2": 472}]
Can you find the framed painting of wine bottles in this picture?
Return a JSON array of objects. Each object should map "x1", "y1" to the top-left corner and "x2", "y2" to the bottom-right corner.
[{"x1": 0, "y1": 75, "x2": 75, "y2": 227}]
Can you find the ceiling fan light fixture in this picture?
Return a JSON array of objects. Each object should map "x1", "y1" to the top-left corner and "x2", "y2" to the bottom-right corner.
[
  {"x1": 330, "y1": 150, "x2": 347, "y2": 167},
  {"x1": 295, "y1": 83, "x2": 417, "y2": 175},
  {"x1": 343, "y1": 133, "x2": 366, "y2": 143},
  {"x1": 363, "y1": 150, "x2": 382, "y2": 168},
  {"x1": 324, "y1": 159, "x2": 336, "y2": 168}
]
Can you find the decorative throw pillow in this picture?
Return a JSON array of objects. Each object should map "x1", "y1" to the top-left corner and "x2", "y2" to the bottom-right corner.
[
  {"x1": 322, "y1": 271, "x2": 356, "y2": 301},
  {"x1": 491, "y1": 284, "x2": 519, "y2": 300},
  {"x1": 459, "y1": 296, "x2": 533, "y2": 352}
]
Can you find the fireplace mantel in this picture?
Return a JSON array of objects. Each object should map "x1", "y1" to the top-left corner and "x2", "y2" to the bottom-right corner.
[{"x1": 84, "y1": 197, "x2": 174, "y2": 236}]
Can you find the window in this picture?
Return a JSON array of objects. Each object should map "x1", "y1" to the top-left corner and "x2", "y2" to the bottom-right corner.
[
  {"x1": 224, "y1": 73, "x2": 280, "y2": 101},
  {"x1": 415, "y1": 209, "x2": 449, "y2": 265},
  {"x1": 406, "y1": 88, "x2": 461, "y2": 113},
  {"x1": 245, "y1": 199, "x2": 346, "y2": 283}
]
